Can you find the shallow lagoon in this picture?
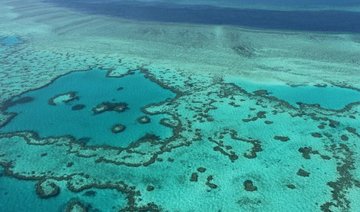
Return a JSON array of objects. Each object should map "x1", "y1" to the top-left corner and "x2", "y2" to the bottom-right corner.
[
  {"x1": 226, "y1": 77, "x2": 360, "y2": 110},
  {"x1": 1, "y1": 69, "x2": 175, "y2": 147},
  {"x1": 0, "y1": 168, "x2": 127, "y2": 211}
]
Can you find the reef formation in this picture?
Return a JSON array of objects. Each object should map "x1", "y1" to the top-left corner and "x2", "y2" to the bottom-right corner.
[
  {"x1": 0, "y1": 0, "x2": 360, "y2": 211},
  {"x1": 0, "y1": 62, "x2": 359, "y2": 211}
]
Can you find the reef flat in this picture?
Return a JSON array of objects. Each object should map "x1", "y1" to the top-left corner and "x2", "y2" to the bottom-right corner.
[
  {"x1": 0, "y1": 0, "x2": 360, "y2": 211},
  {"x1": 1, "y1": 65, "x2": 360, "y2": 211}
]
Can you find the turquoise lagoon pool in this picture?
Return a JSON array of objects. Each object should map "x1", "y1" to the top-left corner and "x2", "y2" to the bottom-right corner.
[
  {"x1": 0, "y1": 168, "x2": 127, "y2": 211},
  {"x1": 1, "y1": 69, "x2": 175, "y2": 147},
  {"x1": 226, "y1": 77, "x2": 360, "y2": 110}
]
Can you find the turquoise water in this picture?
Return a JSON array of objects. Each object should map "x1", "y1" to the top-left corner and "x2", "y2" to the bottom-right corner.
[
  {"x1": 0, "y1": 168, "x2": 127, "y2": 211},
  {"x1": 1, "y1": 70, "x2": 175, "y2": 147},
  {"x1": 1, "y1": 0, "x2": 360, "y2": 211},
  {"x1": 226, "y1": 77, "x2": 360, "y2": 110},
  {"x1": 0, "y1": 36, "x2": 22, "y2": 47}
]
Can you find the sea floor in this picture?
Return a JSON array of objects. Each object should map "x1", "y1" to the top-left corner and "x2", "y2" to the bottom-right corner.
[{"x1": 0, "y1": 0, "x2": 360, "y2": 211}]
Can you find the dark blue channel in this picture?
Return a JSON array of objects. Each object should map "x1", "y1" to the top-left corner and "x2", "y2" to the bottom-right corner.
[{"x1": 46, "y1": 0, "x2": 360, "y2": 33}]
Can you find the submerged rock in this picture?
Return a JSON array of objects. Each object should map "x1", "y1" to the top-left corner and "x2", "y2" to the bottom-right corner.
[
  {"x1": 286, "y1": 184, "x2": 296, "y2": 189},
  {"x1": 243, "y1": 180, "x2": 257, "y2": 192},
  {"x1": 205, "y1": 175, "x2": 218, "y2": 189},
  {"x1": 48, "y1": 91, "x2": 78, "y2": 106},
  {"x1": 83, "y1": 190, "x2": 96, "y2": 197},
  {"x1": 65, "y1": 199, "x2": 87, "y2": 212},
  {"x1": 340, "y1": 135, "x2": 349, "y2": 141},
  {"x1": 111, "y1": 124, "x2": 126, "y2": 134},
  {"x1": 71, "y1": 104, "x2": 86, "y2": 111},
  {"x1": 297, "y1": 168, "x2": 310, "y2": 177},
  {"x1": 274, "y1": 135, "x2": 290, "y2": 142},
  {"x1": 197, "y1": 167, "x2": 207, "y2": 173},
  {"x1": 190, "y1": 173, "x2": 198, "y2": 182},
  {"x1": 35, "y1": 179, "x2": 60, "y2": 199},
  {"x1": 146, "y1": 185, "x2": 155, "y2": 192},
  {"x1": 137, "y1": 116, "x2": 151, "y2": 124},
  {"x1": 92, "y1": 102, "x2": 128, "y2": 115}
]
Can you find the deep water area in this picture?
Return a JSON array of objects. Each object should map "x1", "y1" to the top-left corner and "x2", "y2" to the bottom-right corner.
[{"x1": 47, "y1": 0, "x2": 360, "y2": 33}]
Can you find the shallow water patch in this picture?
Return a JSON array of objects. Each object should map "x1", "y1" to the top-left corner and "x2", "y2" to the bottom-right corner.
[
  {"x1": 0, "y1": 69, "x2": 175, "y2": 147},
  {"x1": 0, "y1": 35, "x2": 22, "y2": 47},
  {"x1": 0, "y1": 168, "x2": 127, "y2": 211},
  {"x1": 225, "y1": 77, "x2": 360, "y2": 110}
]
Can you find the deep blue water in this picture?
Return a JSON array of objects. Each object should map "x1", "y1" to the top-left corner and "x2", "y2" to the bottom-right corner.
[
  {"x1": 130, "y1": 0, "x2": 360, "y2": 8},
  {"x1": 47, "y1": 0, "x2": 360, "y2": 33}
]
